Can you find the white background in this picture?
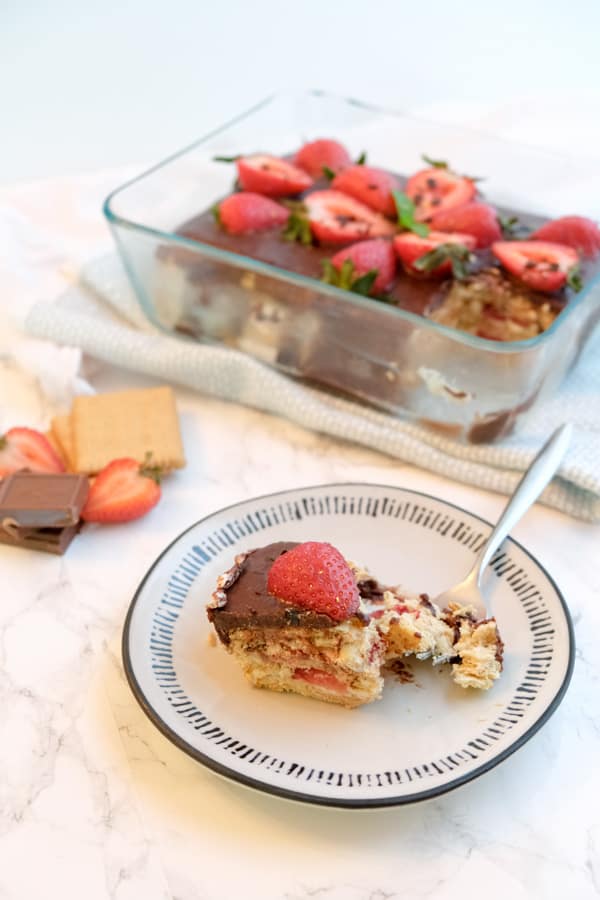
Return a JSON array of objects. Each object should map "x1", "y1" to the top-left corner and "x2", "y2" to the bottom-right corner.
[{"x1": 2, "y1": 0, "x2": 600, "y2": 181}]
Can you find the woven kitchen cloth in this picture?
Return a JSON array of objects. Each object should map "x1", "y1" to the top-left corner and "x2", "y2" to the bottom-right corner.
[{"x1": 24, "y1": 251, "x2": 600, "y2": 522}]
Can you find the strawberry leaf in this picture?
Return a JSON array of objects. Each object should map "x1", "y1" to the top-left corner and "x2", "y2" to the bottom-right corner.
[
  {"x1": 414, "y1": 243, "x2": 473, "y2": 280},
  {"x1": 498, "y1": 215, "x2": 530, "y2": 238},
  {"x1": 567, "y1": 265, "x2": 583, "y2": 292},
  {"x1": 350, "y1": 270, "x2": 378, "y2": 296},
  {"x1": 355, "y1": 151, "x2": 367, "y2": 165},
  {"x1": 321, "y1": 259, "x2": 339, "y2": 285},
  {"x1": 211, "y1": 204, "x2": 221, "y2": 225},
  {"x1": 140, "y1": 452, "x2": 163, "y2": 484},
  {"x1": 422, "y1": 154, "x2": 448, "y2": 169},
  {"x1": 422, "y1": 153, "x2": 483, "y2": 182},
  {"x1": 213, "y1": 155, "x2": 241, "y2": 163},
  {"x1": 321, "y1": 258, "x2": 378, "y2": 297},
  {"x1": 283, "y1": 204, "x2": 312, "y2": 245},
  {"x1": 392, "y1": 190, "x2": 429, "y2": 237},
  {"x1": 338, "y1": 258, "x2": 355, "y2": 290},
  {"x1": 322, "y1": 165, "x2": 335, "y2": 181}
]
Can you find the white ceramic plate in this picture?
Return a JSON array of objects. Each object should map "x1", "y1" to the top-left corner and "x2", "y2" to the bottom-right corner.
[{"x1": 122, "y1": 484, "x2": 574, "y2": 808}]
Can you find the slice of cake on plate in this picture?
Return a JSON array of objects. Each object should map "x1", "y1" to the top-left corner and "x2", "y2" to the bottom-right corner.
[
  {"x1": 207, "y1": 541, "x2": 385, "y2": 709},
  {"x1": 207, "y1": 540, "x2": 504, "y2": 708}
]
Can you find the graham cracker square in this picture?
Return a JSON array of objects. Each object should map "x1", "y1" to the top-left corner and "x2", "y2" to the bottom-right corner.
[
  {"x1": 71, "y1": 386, "x2": 185, "y2": 474},
  {"x1": 50, "y1": 414, "x2": 75, "y2": 470}
]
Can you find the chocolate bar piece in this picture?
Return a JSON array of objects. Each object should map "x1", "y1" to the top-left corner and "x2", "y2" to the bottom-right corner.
[{"x1": 0, "y1": 472, "x2": 89, "y2": 555}]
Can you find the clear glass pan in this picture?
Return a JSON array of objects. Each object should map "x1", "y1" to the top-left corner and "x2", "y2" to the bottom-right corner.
[{"x1": 104, "y1": 91, "x2": 600, "y2": 443}]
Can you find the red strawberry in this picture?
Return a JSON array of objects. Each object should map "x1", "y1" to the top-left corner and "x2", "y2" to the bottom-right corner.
[
  {"x1": 217, "y1": 193, "x2": 289, "y2": 235},
  {"x1": 491, "y1": 240, "x2": 580, "y2": 293},
  {"x1": 236, "y1": 155, "x2": 312, "y2": 197},
  {"x1": 82, "y1": 458, "x2": 161, "y2": 523},
  {"x1": 394, "y1": 230, "x2": 476, "y2": 276},
  {"x1": 430, "y1": 202, "x2": 502, "y2": 248},
  {"x1": 304, "y1": 190, "x2": 395, "y2": 245},
  {"x1": 293, "y1": 139, "x2": 352, "y2": 179},
  {"x1": 332, "y1": 165, "x2": 400, "y2": 217},
  {"x1": 329, "y1": 239, "x2": 396, "y2": 294},
  {"x1": 529, "y1": 216, "x2": 600, "y2": 259},
  {"x1": 406, "y1": 167, "x2": 476, "y2": 221},
  {"x1": 292, "y1": 668, "x2": 348, "y2": 693},
  {"x1": 267, "y1": 541, "x2": 359, "y2": 622},
  {"x1": 0, "y1": 427, "x2": 65, "y2": 477}
]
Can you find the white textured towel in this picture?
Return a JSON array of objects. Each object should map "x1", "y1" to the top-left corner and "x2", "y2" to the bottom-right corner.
[{"x1": 23, "y1": 248, "x2": 600, "y2": 522}]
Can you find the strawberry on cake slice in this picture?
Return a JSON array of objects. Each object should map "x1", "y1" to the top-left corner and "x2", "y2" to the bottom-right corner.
[{"x1": 207, "y1": 541, "x2": 386, "y2": 709}]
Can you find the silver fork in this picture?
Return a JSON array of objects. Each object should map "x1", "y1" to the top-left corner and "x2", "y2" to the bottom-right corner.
[{"x1": 434, "y1": 422, "x2": 573, "y2": 619}]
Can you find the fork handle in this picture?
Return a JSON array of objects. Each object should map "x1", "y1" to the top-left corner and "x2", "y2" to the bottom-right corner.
[{"x1": 473, "y1": 423, "x2": 573, "y2": 586}]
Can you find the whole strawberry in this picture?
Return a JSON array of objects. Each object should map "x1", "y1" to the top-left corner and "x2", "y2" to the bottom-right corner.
[
  {"x1": 82, "y1": 457, "x2": 162, "y2": 523},
  {"x1": 293, "y1": 139, "x2": 352, "y2": 179},
  {"x1": 267, "y1": 541, "x2": 359, "y2": 622}
]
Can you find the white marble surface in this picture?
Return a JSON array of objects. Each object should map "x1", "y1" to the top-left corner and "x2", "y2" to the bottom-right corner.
[{"x1": 1, "y1": 357, "x2": 600, "y2": 899}]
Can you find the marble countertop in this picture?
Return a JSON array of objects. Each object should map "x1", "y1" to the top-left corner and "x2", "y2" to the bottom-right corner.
[
  {"x1": 2, "y1": 357, "x2": 600, "y2": 900},
  {"x1": 2, "y1": 88, "x2": 600, "y2": 895}
]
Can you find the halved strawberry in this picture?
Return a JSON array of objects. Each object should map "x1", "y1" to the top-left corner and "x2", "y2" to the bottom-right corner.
[
  {"x1": 304, "y1": 190, "x2": 396, "y2": 245},
  {"x1": 217, "y1": 193, "x2": 289, "y2": 235},
  {"x1": 0, "y1": 427, "x2": 65, "y2": 477},
  {"x1": 529, "y1": 216, "x2": 600, "y2": 259},
  {"x1": 394, "y1": 230, "x2": 476, "y2": 277},
  {"x1": 236, "y1": 155, "x2": 312, "y2": 197},
  {"x1": 332, "y1": 165, "x2": 400, "y2": 217},
  {"x1": 81, "y1": 457, "x2": 161, "y2": 523},
  {"x1": 491, "y1": 240, "x2": 580, "y2": 293},
  {"x1": 267, "y1": 541, "x2": 359, "y2": 622},
  {"x1": 429, "y1": 202, "x2": 502, "y2": 248},
  {"x1": 406, "y1": 168, "x2": 476, "y2": 221},
  {"x1": 328, "y1": 239, "x2": 396, "y2": 294},
  {"x1": 293, "y1": 139, "x2": 352, "y2": 179}
]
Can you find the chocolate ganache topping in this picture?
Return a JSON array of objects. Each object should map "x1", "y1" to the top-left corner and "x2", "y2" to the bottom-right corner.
[{"x1": 207, "y1": 541, "x2": 367, "y2": 643}]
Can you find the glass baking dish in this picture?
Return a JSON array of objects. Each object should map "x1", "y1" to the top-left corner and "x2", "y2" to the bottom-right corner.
[{"x1": 103, "y1": 91, "x2": 600, "y2": 443}]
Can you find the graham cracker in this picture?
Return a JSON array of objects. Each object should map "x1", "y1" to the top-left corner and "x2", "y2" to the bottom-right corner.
[
  {"x1": 50, "y1": 414, "x2": 75, "y2": 470},
  {"x1": 71, "y1": 386, "x2": 185, "y2": 475}
]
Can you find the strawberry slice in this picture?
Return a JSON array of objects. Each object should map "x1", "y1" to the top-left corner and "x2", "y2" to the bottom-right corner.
[
  {"x1": 292, "y1": 667, "x2": 348, "y2": 693},
  {"x1": 491, "y1": 240, "x2": 581, "y2": 293},
  {"x1": 293, "y1": 139, "x2": 352, "y2": 179},
  {"x1": 406, "y1": 167, "x2": 476, "y2": 221},
  {"x1": 236, "y1": 155, "x2": 312, "y2": 197},
  {"x1": 0, "y1": 427, "x2": 65, "y2": 477},
  {"x1": 528, "y1": 216, "x2": 600, "y2": 259},
  {"x1": 327, "y1": 239, "x2": 396, "y2": 295},
  {"x1": 217, "y1": 193, "x2": 289, "y2": 235},
  {"x1": 267, "y1": 541, "x2": 359, "y2": 622},
  {"x1": 331, "y1": 165, "x2": 400, "y2": 217},
  {"x1": 304, "y1": 190, "x2": 395, "y2": 245},
  {"x1": 82, "y1": 458, "x2": 161, "y2": 523},
  {"x1": 429, "y1": 202, "x2": 502, "y2": 248},
  {"x1": 394, "y1": 230, "x2": 476, "y2": 277}
]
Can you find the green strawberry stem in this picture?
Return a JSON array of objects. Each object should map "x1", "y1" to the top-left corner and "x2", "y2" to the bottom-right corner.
[
  {"x1": 392, "y1": 190, "x2": 429, "y2": 237},
  {"x1": 567, "y1": 266, "x2": 583, "y2": 292},
  {"x1": 413, "y1": 243, "x2": 473, "y2": 280},
  {"x1": 140, "y1": 452, "x2": 163, "y2": 484},
  {"x1": 322, "y1": 258, "x2": 378, "y2": 296},
  {"x1": 282, "y1": 205, "x2": 312, "y2": 245}
]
